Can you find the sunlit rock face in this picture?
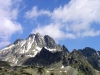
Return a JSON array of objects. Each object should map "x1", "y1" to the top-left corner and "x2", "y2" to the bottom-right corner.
[{"x1": 0, "y1": 33, "x2": 69, "y2": 66}]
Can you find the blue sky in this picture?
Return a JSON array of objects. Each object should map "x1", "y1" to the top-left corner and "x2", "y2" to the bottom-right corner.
[{"x1": 0, "y1": 0, "x2": 100, "y2": 51}]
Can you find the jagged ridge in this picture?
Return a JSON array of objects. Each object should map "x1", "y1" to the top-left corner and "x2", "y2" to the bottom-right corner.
[
  {"x1": 0, "y1": 33, "x2": 68, "y2": 66},
  {"x1": 0, "y1": 33, "x2": 100, "y2": 75}
]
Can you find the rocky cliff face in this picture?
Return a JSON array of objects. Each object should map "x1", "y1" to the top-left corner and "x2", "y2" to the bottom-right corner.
[
  {"x1": 0, "y1": 33, "x2": 100, "y2": 75},
  {"x1": 67, "y1": 50, "x2": 96, "y2": 75},
  {"x1": 23, "y1": 48, "x2": 96, "y2": 75},
  {"x1": 78, "y1": 47, "x2": 100, "y2": 70},
  {"x1": 0, "y1": 33, "x2": 68, "y2": 66},
  {"x1": 23, "y1": 47, "x2": 64, "y2": 67}
]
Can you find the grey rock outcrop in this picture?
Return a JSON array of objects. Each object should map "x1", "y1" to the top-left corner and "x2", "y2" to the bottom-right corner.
[
  {"x1": 0, "y1": 33, "x2": 68, "y2": 66},
  {"x1": 78, "y1": 47, "x2": 100, "y2": 70}
]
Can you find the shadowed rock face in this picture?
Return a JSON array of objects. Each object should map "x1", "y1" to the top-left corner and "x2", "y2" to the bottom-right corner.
[
  {"x1": 66, "y1": 50, "x2": 96, "y2": 75},
  {"x1": 0, "y1": 33, "x2": 69, "y2": 66},
  {"x1": 0, "y1": 60, "x2": 10, "y2": 68},
  {"x1": 79, "y1": 47, "x2": 100, "y2": 70},
  {"x1": 79, "y1": 47, "x2": 97, "y2": 57},
  {"x1": 23, "y1": 48, "x2": 96, "y2": 75},
  {"x1": 44, "y1": 35, "x2": 56, "y2": 49},
  {"x1": 0, "y1": 33, "x2": 99, "y2": 75},
  {"x1": 23, "y1": 47, "x2": 65, "y2": 67},
  {"x1": 13, "y1": 38, "x2": 24, "y2": 45}
]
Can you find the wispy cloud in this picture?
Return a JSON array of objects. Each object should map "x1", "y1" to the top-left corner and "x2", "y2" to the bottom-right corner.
[
  {"x1": 0, "y1": 0, "x2": 23, "y2": 48},
  {"x1": 25, "y1": 6, "x2": 51, "y2": 19},
  {"x1": 25, "y1": 0, "x2": 100, "y2": 40},
  {"x1": 32, "y1": 23, "x2": 65, "y2": 40}
]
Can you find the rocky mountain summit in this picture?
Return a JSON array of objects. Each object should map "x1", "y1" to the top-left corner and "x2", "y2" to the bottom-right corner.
[
  {"x1": 0, "y1": 33, "x2": 68, "y2": 66},
  {"x1": 79, "y1": 47, "x2": 100, "y2": 70},
  {"x1": 0, "y1": 33, "x2": 100, "y2": 75}
]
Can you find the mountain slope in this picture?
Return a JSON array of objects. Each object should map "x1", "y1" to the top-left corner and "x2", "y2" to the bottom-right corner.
[
  {"x1": 67, "y1": 50, "x2": 96, "y2": 75},
  {"x1": 23, "y1": 46, "x2": 69, "y2": 67},
  {"x1": 0, "y1": 33, "x2": 68, "y2": 66},
  {"x1": 0, "y1": 33, "x2": 99, "y2": 75},
  {"x1": 79, "y1": 47, "x2": 100, "y2": 71},
  {"x1": 23, "y1": 49, "x2": 96, "y2": 75}
]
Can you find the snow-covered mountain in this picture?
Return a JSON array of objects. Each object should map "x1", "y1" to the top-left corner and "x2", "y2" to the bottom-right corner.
[{"x1": 0, "y1": 33, "x2": 68, "y2": 66}]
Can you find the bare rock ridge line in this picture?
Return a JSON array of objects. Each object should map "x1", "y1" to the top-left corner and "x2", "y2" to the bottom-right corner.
[
  {"x1": 0, "y1": 33, "x2": 68, "y2": 66},
  {"x1": 0, "y1": 32, "x2": 100, "y2": 75}
]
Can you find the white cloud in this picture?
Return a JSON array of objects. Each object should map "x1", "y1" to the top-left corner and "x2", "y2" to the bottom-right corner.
[
  {"x1": 0, "y1": 18, "x2": 22, "y2": 40},
  {"x1": 0, "y1": 0, "x2": 23, "y2": 48},
  {"x1": 32, "y1": 23, "x2": 65, "y2": 40},
  {"x1": 52, "y1": 0, "x2": 100, "y2": 34},
  {"x1": 11, "y1": 8, "x2": 19, "y2": 20},
  {"x1": 26, "y1": 0, "x2": 100, "y2": 40},
  {"x1": 0, "y1": 41, "x2": 10, "y2": 49},
  {"x1": 52, "y1": 0, "x2": 100, "y2": 22},
  {"x1": 25, "y1": 6, "x2": 51, "y2": 19},
  {"x1": 82, "y1": 29, "x2": 100, "y2": 37}
]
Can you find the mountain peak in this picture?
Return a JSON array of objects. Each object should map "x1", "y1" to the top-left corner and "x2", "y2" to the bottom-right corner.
[
  {"x1": 35, "y1": 33, "x2": 45, "y2": 47},
  {"x1": 0, "y1": 33, "x2": 100, "y2": 74},
  {"x1": 13, "y1": 38, "x2": 24, "y2": 45},
  {"x1": 0, "y1": 33, "x2": 65, "y2": 66},
  {"x1": 44, "y1": 35, "x2": 56, "y2": 49},
  {"x1": 36, "y1": 32, "x2": 42, "y2": 36},
  {"x1": 79, "y1": 47, "x2": 97, "y2": 57},
  {"x1": 61, "y1": 45, "x2": 69, "y2": 52},
  {"x1": 35, "y1": 32, "x2": 43, "y2": 39},
  {"x1": 27, "y1": 33, "x2": 35, "y2": 39}
]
